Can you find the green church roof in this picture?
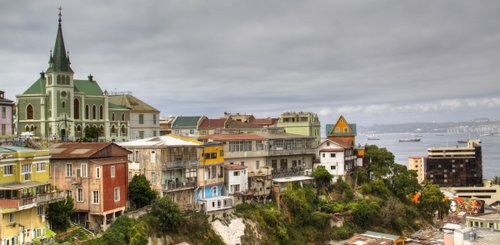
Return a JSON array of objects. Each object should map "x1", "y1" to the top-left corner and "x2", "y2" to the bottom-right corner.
[
  {"x1": 46, "y1": 10, "x2": 73, "y2": 73},
  {"x1": 23, "y1": 77, "x2": 46, "y2": 95},
  {"x1": 74, "y1": 80, "x2": 103, "y2": 96}
]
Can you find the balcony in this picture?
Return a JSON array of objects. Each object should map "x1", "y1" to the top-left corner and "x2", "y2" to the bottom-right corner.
[
  {"x1": 162, "y1": 160, "x2": 199, "y2": 170},
  {"x1": 162, "y1": 181, "x2": 197, "y2": 192},
  {"x1": 0, "y1": 191, "x2": 66, "y2": 211},
  {"x1": 271, "y1": 167, "x2": 312, "y2": 178},
  {"x1": 268, "y1": 148, "x2": 315, "y2": 156}
]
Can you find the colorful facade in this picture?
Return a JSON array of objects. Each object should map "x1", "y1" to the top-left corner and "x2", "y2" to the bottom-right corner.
[
  {"x1": 326, "y1": 115, "x2": 357, "y2": 145},
  {"x1": 277, "y1": 112, "x2": 321, "y2": 145},
  {"x1": 0, "y1": 91, "x2": 14, "y2": 137},
  {"x1": 0, "y1": 146, "x2": 64, "y2": 244},
  {"x1": 48, "y1": 143, "x2": 130, "y2": 232}
]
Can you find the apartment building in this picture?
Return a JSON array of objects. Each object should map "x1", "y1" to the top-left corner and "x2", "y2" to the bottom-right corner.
[
  {"x1": 0, "y1": 91, "x2": 14, "y2": 137},
  {"x1": 277, "y1": 112, "x2": 321, "y2": 145},
  {"x1": 425, "y1": 140, "x2": 482, "y2": 187},
  {"x1": 49, "y1": 143, "x2": 130, "y2": 232},
  {"x1": 408, "y1": 156, "x2": 426, "y2": 183},
  {"x1": 204, "y1": 127, "x2": 316, "y2": 200},
  {"x1": 0, "y1": 146, "x2": 64, "y2": 244}
]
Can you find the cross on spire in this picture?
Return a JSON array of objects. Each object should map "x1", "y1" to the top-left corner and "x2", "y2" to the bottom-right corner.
[{"x1": 58, "y1": 6, "x2": 62, "y2": 24}]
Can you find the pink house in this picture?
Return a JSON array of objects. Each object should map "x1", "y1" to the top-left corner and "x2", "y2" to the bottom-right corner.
[{"x1": 0, "y1": 91, "x2": 14, "y2": 136}]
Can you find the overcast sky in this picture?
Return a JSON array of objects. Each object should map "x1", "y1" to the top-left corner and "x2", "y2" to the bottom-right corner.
[{"x1": 1, "y1": 1, "x2": 499, "y2": 126}]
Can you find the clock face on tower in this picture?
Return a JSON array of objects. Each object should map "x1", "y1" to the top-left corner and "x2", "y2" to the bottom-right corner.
[{"x1": 61, "y1": 91, "x2": 67, "y2": 97}]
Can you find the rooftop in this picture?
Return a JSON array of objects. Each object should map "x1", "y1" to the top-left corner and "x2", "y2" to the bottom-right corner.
[
  {"x1": 119, "y1": 134, "x2": 202, "y2": 147},
  {"x1": 223, "y1": 164, "x2": 247, "y2": 170}
]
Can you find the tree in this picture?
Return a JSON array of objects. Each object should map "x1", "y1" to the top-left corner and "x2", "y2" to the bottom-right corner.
[
  {"x1": 93, "y1": 216, "x2": 148, "y2": 245},
  {"x1": 388, "y1": 164, "x2": 421, "y2": 202},
  {"x1": 46, "y1": 197, "x2": 74, "y2": 232},
  {"x1": 365, "y1": 145, "x2": 396, "y2": 180},
  {"x1": 418, "y1": 182, "x2": 450, "y2": 220},
  {"x1": 129, "y1": 174, "x2": 157, "y2": 209},
  {"x1": 311, "y1": 166, "x2": 333, "y2": 195},
  {"x1": 83, "y1": 127, "x2": 101, "y2": 142},
  {"x1": 152, "y1": 197, "x2": 181, "y2": 234}
]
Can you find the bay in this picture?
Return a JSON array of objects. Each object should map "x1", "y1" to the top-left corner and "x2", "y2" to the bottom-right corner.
[{"x1": 357, "y1": 133, "x2": 500, "y2": 180}]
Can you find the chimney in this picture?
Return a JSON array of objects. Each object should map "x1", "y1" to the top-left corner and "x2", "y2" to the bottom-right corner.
[
  {"x1": 88, "y1": 74, "x2": 93, "y2": 81},
  {"x1": 40, "y1": 72, "x2": 45, "y2": 79}
]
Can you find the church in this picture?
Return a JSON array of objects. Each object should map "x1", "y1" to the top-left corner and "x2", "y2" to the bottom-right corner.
[{"x1": 16, "y1": 10, "x2": 132, "y2": 141}]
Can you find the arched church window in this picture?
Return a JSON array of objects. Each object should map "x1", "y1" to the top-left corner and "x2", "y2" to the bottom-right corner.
[
  {"x1": 99, "y1": 105, "x2": 103, "y2": 120},
  {"x1": 121, "y1": 113, "x2": 125, "y2": 121},
  {"x1": 48, "y1": 75, "x2": 52, "y2": 85},
  {"x1": 111, "y1": 125, "x2": 116, "y2": 134},
  {"x1": 30, "y1": 125, "x2": 35, "y2": 132},
  {"x1": 99, "y1": 125, "x2": 104, "y2": 137},
  {"x1": 112, "y1": 113, "x2": 115, "y2": 121},
  {"x1": 85, "y1": 105, "x2": 90, "y2": 119},
  {"x1": 121, "y1": 125, "x2": 127, "y2": 135},
  {"x1": 92, "y1": 105, "x2": 97, "y2": 120},
  {"x1": 25, "y1": 125, "x2": 30, "y2": 132},
  {"x1": 27, "y1": 104, "x2": 34, "y2": 120},
  {"x1": 66, "y1": 76, "x2": 70, "y2": 85},
  {"x1": 74, "y1": 99, "x2": 80, "y2": 119},
  {"x1": 57, "y1": 75, "x2": 61, "y2": 84}
]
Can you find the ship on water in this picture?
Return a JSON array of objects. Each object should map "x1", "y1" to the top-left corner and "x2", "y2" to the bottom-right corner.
[{"x1": 399, "y1": 137, "x2": 421, "y2": 142}]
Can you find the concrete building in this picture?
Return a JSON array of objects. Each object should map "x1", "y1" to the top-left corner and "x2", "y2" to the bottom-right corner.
[
  {"x1": 223, "y1": 164, "x2": 248, "y2": 195},
  {"x1": 120, "y1": 135, "x2": 201, "y2": 210},
  {"x1": 0, "y1": 91, "x2": 14, "y2": 137},
  {"x1": 0, "y1": 146, "x2": 65, "y2": 244},
  {"x1": 204, "y1": 127, "x2": 316, "y2": 200},
  {"x1": 441, "y1": 181, "x2": 500, "y2": 206},
  {"x1": 171, "y1": 116, "x2": 206, "y2": 137},
  {"x1": 16, "y1": 11, "x2": 133, "y2": 142},
  {"x1": 314, "y1": 139, "x2": 348, "y2": 182},
  {"x1": 48, "y1": 142, "x2": 130, "y2": 232},
  {"x1": 277, "y1": 112, "x2": 321, "y2": 145},
  {"x1": 408, "y1": 156, "x2": 426, "y2": 183},
  {"x1": 108, "y1": 93, "x2": 160, "y2": 140},
  {"x1": 425, "y1": 140, "x2": 482, "y2": 187}
]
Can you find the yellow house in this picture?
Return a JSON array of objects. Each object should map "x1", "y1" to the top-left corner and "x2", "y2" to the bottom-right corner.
[{"x1": 0, "y1": 146, "x2": 64, "y2": 245}]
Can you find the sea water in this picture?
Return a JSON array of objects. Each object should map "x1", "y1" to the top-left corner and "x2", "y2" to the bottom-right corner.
[{"x1": 357, "y1": 133, "x2": 500, "y2": 180}]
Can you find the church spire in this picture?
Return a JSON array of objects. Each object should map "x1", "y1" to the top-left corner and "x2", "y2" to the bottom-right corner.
[{"x1": 47, "y1": 7, "x2": 73, "y2": 73}]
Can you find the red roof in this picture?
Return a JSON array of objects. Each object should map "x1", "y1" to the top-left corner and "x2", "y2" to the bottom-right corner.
[
  {"x1": 328, "y1": 138, "x2": 354, "y2": 148},
  {"x1": 198, "y1": 118, "x2": 227, "y2": 129},
  {"x1": 223, "y1": 164, "x2": 247, "y2": 170},
  {"x1": 206, "y1": 134, "x2": 265, "y2": 141},
  {"x1": 251, "y1": 118, "x2": 278, "y2": 126},
  {"x1": 49, "y1": 142, "x2": 131, "y2": 159}
]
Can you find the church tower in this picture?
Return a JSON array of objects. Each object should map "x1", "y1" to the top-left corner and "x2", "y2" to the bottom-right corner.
[{"x1": 45, "y1": 8, "x2": 75, "y2": 140}]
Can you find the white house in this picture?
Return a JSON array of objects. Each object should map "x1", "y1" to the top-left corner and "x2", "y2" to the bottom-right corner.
[
  {"x1": 223, "y1": 164, "x2": 248, "y2": 195},
  {"x1": 314, "y1": 139, "x2": 346, "y2": 181}
]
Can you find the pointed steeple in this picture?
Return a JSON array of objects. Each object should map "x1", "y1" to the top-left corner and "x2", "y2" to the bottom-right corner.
[{"x1": 47, "y1": 7, "x2": 73, "y2": 73}]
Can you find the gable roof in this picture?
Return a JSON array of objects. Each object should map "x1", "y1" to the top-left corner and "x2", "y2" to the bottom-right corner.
[
  {"x1": 49, "y1": 142, "x2": 130, "y2": 159},
  {"x1": 172, "y1": 116, "x2": 204, "y2": 128},
  {"x1": 119, "y1": 134, "x2": 202, "y2": 147},
  {"x1": 329, "y1": 138, "x2": 354, "y2": 148},
  {"x1": 74, "y1": 79, "x2": 104, "y2": 96},
  {"x1": 108, "y1": 94, "x2": 159, "y2": 113},
  {"x1": 198, "y1": 118, "x2": 227, "y2": 130},
  {"x1": 23, "y1": 77, "x2": 47, "y2": 95}
]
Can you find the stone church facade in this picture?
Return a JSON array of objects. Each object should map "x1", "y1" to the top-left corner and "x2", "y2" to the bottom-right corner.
[{"x1": 16, "y1": 11, "x2": 132, "y2": 141}]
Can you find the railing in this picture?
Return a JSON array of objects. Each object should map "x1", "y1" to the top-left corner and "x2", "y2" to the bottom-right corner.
[
  {"x1": 268, "y1": 148, "x2": 315, "y2": 156},
  {"x1": 19, "y1": 191, "x2": 66, "y2": 207},
  {"x1": 162, "y1": 160, "x2": 199, "y2": 170},
  {"x1": 272, "y1": 167, "x2": 312, "y2": 178},
  {"x1": 162, "y1": 181, "x2": 197, "y2": 191}
]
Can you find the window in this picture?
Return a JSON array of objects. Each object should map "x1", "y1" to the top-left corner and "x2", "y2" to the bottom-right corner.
[
  {"x1": 231, "y1": 184, "x2": 240, "y2": 193},
  {"x1": 112, "y1": 113, "x2": 115, "y2": 121},
  {"x1": 153, "y1": 114, "x2": 157, "y2": 125},
  {"x1": 66, "y1": 163, "x2": 72, "y2": 177},
  {"x1": 151, "y1": 172, "x2": 156, "y2": 183},
  {"x1": 150, "y1": 151, "x2": 156, "y2": 163},
  {"x1": 212, "y1": 186, "x2": 217, "y2": 196},
  {"x1": 330, "y1": 153, "x2": 336, "y2": 158},
  {"x1": 1, "y1": 107, "x2": 5, "y2": 119},
  {"x1": 77, "y1": 188, "x2": 84, "y2": 202},
  {"x1": 228, "y1": 141, "x2": 252, "y2": 152},
  {"x1": 139, "y1": 131, "x2": 144, "y2": 139},
  {"x1": 114, "y1": 187, "x2": 120, "y2": 201},
  {"x1": 153, "y1": 131, "x2": 157, "y2": 136},
  {"x1": 111, "y1": 165, "x2": 116, "y2": 178},
  {"x1": 37, "y1": 206, "x2": 44, "y2": 216},
  {"x1": 139, "y1": 114, "x2": 144, "y2": 124},
  {"x1": 233, "y1": 171, "x2": 240, "y2": 176},
  {"x1": 27, "y1": 104, "x2": 34, "y2": 120},
  {"x1": 121, "y1": 113, "x2": 125, "y2": 121},
  {"x1": 343, "y1": 127, "x2": 348, "y2": 133},
  {"x1": 36, "y1": 162, "x2": 46, "y2": 172},
  {"x1": 81, "y1": 163, "x2": 87, "y2": 177},
  {"x1": 85, "y1": 105, "x2": 89, "y2": 119},
  {"x1": 322, "y1": 153, "x2": 325, "y2": 158},
  {"x1": 330, "y1": 166, "x2": 336, "y2": 170},
  {"x1": 92, "y1": 105, "x2": 96, "y2": 119},
  {"x1": 22, "y1": 164, "x2": 31, "y2": 173},
  {"x1": 335, "y1": 127, "x2": 340, "y2": 132},
  {"x1": 9, "y1": 213, "x2": 15, "y2": 224},
  {"x1": 99, "y1": 105, "x2": 103, "y2": 120},
  {"x1": 66, "y1": 190, "x2": 72, "y2": 198},
  {"x1": 4, "y1": 165, "x2": 13, "y2": 175},
  {"x1": 73, "y1": 99, "x2": 80, "y2": 119},
  {"x1": 96, "y1": 166, "x2": 101, "y2": 179},
  {"x1": 92, "y1": 191, "x2": 99, "y2": 204},
  {"x1": 1, "y1": 124, "x2": 5, "y2": 135},
  {"x1": 256, "y1": 160, "x2": 260, "y2": 169}
]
